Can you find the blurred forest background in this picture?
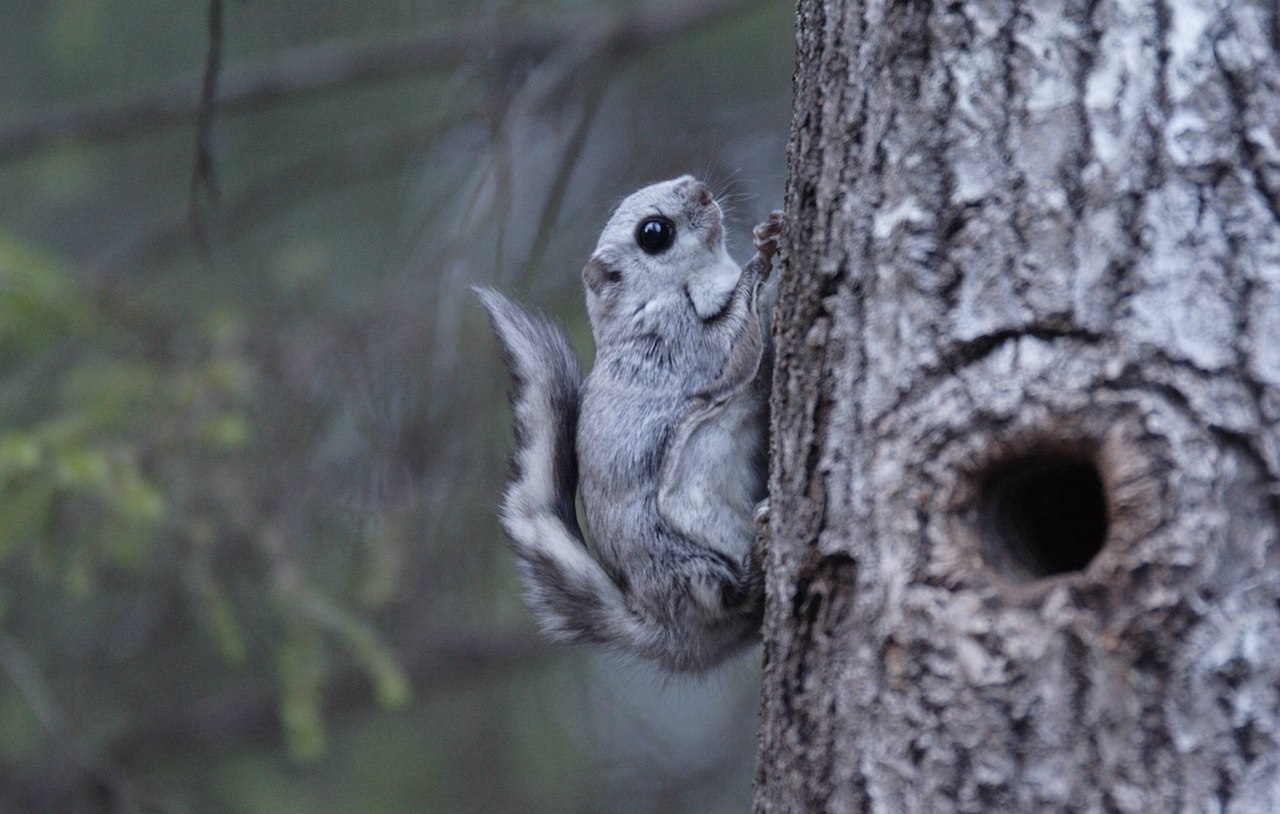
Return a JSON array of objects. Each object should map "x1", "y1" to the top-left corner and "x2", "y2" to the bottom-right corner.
[{"x1": 0, "y1": 1, "x2": 793, "y2": 812}]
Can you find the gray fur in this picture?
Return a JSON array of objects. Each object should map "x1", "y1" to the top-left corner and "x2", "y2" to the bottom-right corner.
[{"x1": 479, "y1": 176, "x2": 783, "y2": 671}]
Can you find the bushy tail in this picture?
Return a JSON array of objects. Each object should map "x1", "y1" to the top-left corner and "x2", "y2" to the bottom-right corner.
[{"x1": 474, "y1": 288, "x2": 647, "y2": 649}]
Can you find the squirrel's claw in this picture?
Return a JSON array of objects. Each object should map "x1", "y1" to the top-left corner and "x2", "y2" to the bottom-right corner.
[{"x1": 753, "y1": 210, "x2": 784, "y2": 256}]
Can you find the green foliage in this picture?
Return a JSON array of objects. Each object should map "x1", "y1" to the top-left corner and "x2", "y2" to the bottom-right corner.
[
  {"x1": 0, "y1": 684, "x2": 47, "y2": 764},
  {"x1": 0, "y1": 230, "x2": 409, "y2": 763},
  {"x1": 274, "y1": 584, "x2": 411, "y2": 759},
  {"x1": 278, "y1": 625, "x2": 328, "y2": 762},
  {"x1": 0, "y1": 232, "x2": 87, "y2": 352},
  {"x1": 295, "y1": 589, "x2": 409, "y2": 709},
  {"x1": 0, "y1": 234, "x2": 167, "y2": 589}
]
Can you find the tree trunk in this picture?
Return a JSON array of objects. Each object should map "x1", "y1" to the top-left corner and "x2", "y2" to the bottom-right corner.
[{"x1": 757, "y1": 0, "x2": 1280, "y2": 810}]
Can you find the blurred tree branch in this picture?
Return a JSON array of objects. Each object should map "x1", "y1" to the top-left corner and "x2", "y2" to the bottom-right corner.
[
  {"x1": 0, "y1": 635, "x2": 162, "y2": 813},
  {"x1": 110, "y1": 627, "x2": 550, "y2": 759},
  {"x1": 88, "y1": 115, "x2": 471, "y2": 281},
  {"x1": 0, "y1": 628, "x2": 546, "y2": 810},
  {"x1": 521, "y1": 76, "x2": 607, "y2": 278},
  {"x1": 0, "y1": 0, "x2": 763, "y2": 162}
]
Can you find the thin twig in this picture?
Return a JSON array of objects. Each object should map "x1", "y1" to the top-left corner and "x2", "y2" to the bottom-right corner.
[
  {"x1": 524, "y1": 75, "x2": 609, "y2": 279},
  {"x1": 89, "y1": 115, "x2": 472, "y2": 281},
  {"x1": 0, "y1": 0, "x2": 761, "y2": 161},
  {"x1": 0, "y1": 635, "x2": 182, "y2": 813},
  {"x1": 189, "y1": 0, "x2": 226, "y2": 257}
]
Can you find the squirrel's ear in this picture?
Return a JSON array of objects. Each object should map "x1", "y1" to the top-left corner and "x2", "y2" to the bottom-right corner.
[{"x1": 583, "y1": 255, "x2": 622, "y2": 295}]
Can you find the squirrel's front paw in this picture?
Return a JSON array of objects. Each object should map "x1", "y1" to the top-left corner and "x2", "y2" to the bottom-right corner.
[{"x1": 753, "y1": 210, "x2": 784, "y2": 257}]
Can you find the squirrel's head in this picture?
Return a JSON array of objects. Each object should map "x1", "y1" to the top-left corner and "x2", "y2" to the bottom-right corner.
[{"x1": 582, "y1": 176, "x2": 742, "y2": 334}]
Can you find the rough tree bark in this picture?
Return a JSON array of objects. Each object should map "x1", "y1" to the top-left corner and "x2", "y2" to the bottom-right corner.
[{"x1": 757, "y1": 0, "x2": 1280, "y2": 811}]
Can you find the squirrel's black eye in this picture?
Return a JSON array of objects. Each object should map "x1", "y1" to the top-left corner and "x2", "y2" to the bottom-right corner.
[{"x1": 635, "y1": 217, "x2": 676, "y2": 255}]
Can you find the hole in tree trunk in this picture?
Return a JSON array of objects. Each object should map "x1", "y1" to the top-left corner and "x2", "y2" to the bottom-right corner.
[{"x1": 979, "y1": 453, "x2": 1108, "y2": 581}]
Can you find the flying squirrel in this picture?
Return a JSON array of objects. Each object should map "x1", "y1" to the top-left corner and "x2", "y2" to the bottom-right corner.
[{"x1": 477, "y1": 176, "x2": 782, "y2": 671}]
